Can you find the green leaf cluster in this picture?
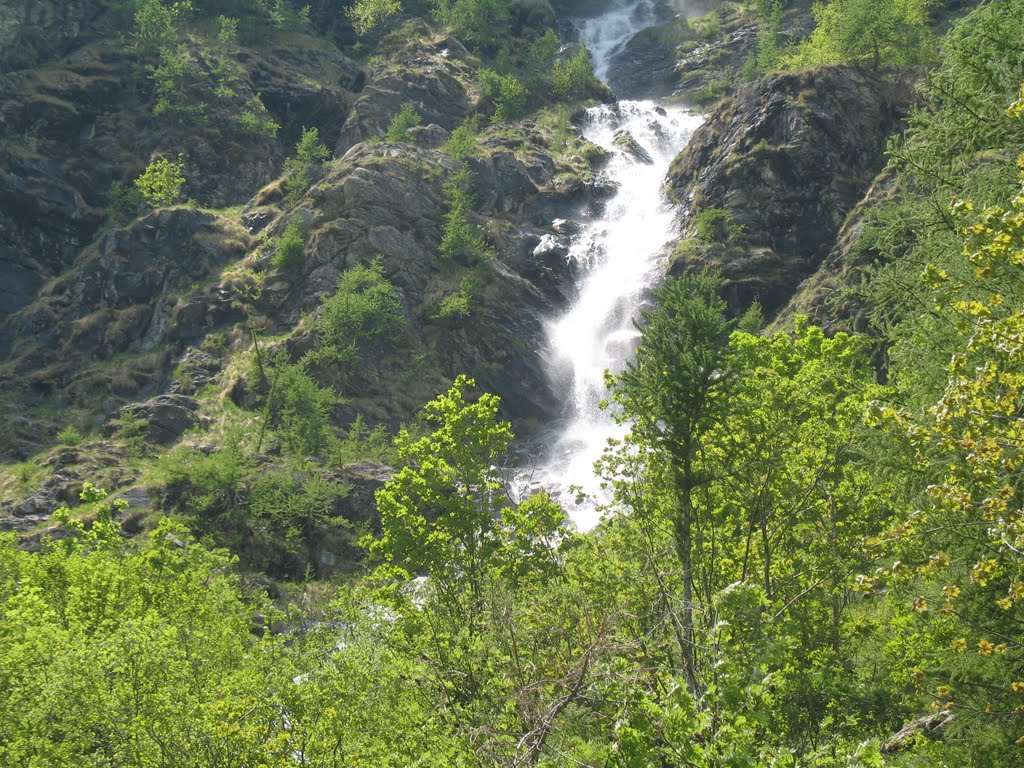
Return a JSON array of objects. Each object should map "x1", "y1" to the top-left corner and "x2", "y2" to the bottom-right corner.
[{"x1": 133, "y1": 155, "x2": 186, "y2": 207}]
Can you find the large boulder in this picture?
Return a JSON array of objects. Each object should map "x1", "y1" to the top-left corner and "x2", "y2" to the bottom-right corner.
[
  {"x1": 113, "y1": 394, "x2": 204, "y2": 445},
  {"x1": 667, "y1": 66, "x2": 918, "y2": 316}
]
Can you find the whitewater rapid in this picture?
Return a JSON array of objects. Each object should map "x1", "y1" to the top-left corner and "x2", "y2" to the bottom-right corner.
[{"x1": 526, "y1": 4, "x2": 703, "y2": 530}]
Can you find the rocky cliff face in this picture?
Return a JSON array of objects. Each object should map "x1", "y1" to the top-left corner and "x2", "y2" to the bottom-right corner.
[
  {"x1": 666, "y1": 66, "x2": 918, "y2": 316},
  {"x1": 0, "y1": 0, "x2": 605, "y2": 488}
]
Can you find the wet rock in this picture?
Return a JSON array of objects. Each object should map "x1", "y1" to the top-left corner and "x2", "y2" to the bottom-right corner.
[
  {"x1": 237, "y1": 44, "x2": 364, "y2": 150},
  {"x1": 772, "y1": 167, "x2": 901, "y2": 332},
  {"x1": 331, "y1": 460, "x2": 394, "y2": 530},
  {"x1": 115, "y1": 486, "x2": 155, "y2": 513},
  {"x1": 613, "y1": 130, "x2": 654, "y2": 164},
  {"x1": 242, "y1": 210, "x2": 275, "y2": 234},
  {"x1": 0, "y1": 0, "x2": 104, "y2": 70}
]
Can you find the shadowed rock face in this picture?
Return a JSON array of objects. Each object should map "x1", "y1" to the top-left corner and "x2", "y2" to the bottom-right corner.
[{"x1": 667, "y1": 66, "x2": 919, "y2": 316}]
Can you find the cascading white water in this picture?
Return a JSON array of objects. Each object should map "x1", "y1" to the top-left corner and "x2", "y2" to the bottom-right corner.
[
  {"x1": 526, "y1": 2, "x2": 703, "y2": 530},
  {"x1": 574, "y1": 0, "x2": 666, "y2": 82}
]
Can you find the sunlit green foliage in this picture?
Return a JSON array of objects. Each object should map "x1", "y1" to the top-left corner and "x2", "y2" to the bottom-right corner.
[
  {"x1": 443, "y1": 116, "x2": 479, "y2": 159},
  {"x1": 134, "y1": 155, "x2": 186, "y2": 207},
  {"x1": 131, "y1": 0, "x2": 192, "y2": 53},
  {"x1": 433, "y1": 0, "x2": 512, "y2": 48},
  {"x1": 550, "y1": 45, "x2": 601, "y2": 101},
  {"x1": 789, "y1": 0, "x2": 935, "y2": 68},
  {"x1": 348, "y1": 0, "x2": 402, "y2": 36},
  {"x1": 385, "y1": 101, "x2": 422, "y2": 142}
]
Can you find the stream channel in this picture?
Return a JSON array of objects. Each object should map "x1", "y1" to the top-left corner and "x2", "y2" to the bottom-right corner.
[{"x1": 521, "y1": 1, "x2": 705, "y2": 530}]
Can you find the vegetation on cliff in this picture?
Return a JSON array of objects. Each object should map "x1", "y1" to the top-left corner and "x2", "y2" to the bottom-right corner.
[{"x1": 3, "y1": 0, "x2": 1024, "y2": 765}]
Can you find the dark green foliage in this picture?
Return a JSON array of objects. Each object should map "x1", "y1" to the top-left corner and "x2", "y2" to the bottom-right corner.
[
  {"x1": 131, "y1": 0, "x2": 192, "y2": 53},
  {"x1": 865, "y1": 0, "x2": 1024, "y2": 403},
  {"x1": 477, "y1": 68, "x2": 528, "y2": 122},
  {"x1": 348, "y1": 0, "x2": 402, "y2": 36},
  {"x1": 308, "y1": 260, "x2": 405, "y2": 367},
  {"x1": 107, "y1": 180, "x2": 146, "y2": 219},
  {"x1": 247, "y1": 469, "x2": 353, "y2": 554},
  {"x1": 150, "y1": 45, "x2": 208, "y2": 120},
  {"x1": 265, "y1": 360, "x2": 338, "y2": 456},
  {"x1": 438, "y1": 166, "x2": 492, "y2": 262},
  {"x1": 742, "y1": 0, "x2": 783, "y2": 80},
  {"x1": 283, "y1": 126, "x2": 331, "y2": 204},
  {"x1": 56, "y1": 425, "x2": 83, "y2": 446},
  {"x1": 431, "y1": 276, "x2": 474, "y2": 321},
  {"x1": 330, "y1": 414, "x2": 395, "y2": 466},
  {"x1": 238, "y1": 95, "x2": 280, "y2": 137},
  {"x1": 607, "y1": 270, "x2": 732, "y2": 695},
  {"x1": 160, "y1": 433, "x2": 253, "y2": 514},
  {"x1": 114, "y1": 408, "x2": 149, "y2": 457},
  {"x1": 443, "y1": 116, "x2": 479, "y2": 159},
  {"x1": 385, "y1": 102, "x2": 422, "y2": 142},
  {"x1": 271, "y1": 217, "x2": 306, "y2": 270}
]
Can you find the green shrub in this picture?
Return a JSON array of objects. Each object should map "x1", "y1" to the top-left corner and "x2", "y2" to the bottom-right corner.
[
  {"x1": 478, "y1": 69, "x2": 528, "y2": 122},
  {"x1": 693, "y1": 208, "x2": 733, "y2": 242},
  {"x1": 107, "y1": 180, "x2": 146, "y2": 218},
  {"x1": 526, "y1": 28, "x2": 559, "y2": 73},
  {"x1": 283, "y1": 127, "x2": 331, "y2": 204},
  {"x1": 309, "y1": 260, "x2": 405, "y2": 366},
  {"x1": 115, "y1": 408, "x2": 149, "y2": 457},
  {"x1": 56, "y1": 425, "x2": 84, "y2": 446},
  {"x1": 159, "y1": 434, "x2": 252, "y2": 514},
  {"x1": 266, "y1": 361, "x2": 337, "y2": 457},
  {"x1": 444, "y1": 117, "x2": 479, "y2": 160},
  {"x1": 216, "y1": 14, "x2": 238, "y2": 44},
  {"x1": 151, "y1": 45, "x2": 206, "y2": 120},
  {"x1": 432, "y1": 276, "x2": 474, "y2": 320},
  {"x1": 238, "y1": 96, "x2": 280, "y2": 137},
  {"x1": 131, "y1": 0, "x2": 192, "y2": 53},
  {"x1": 433, "y1": 0, "x2": 513, "y2": 48},
  {"x1": 134, "y1": 155, "x2": 186, "y2": 207},
  {"x1": 247, "y1": 469, "x2": 353, "y2": 558},
  {"x1": 271, "y1": 218, "x2": 306, "y2": 271},
  {"x1": 348, "y1": 0, "x2": 402, "y2": 36},
  {"x1": 330, "y1": 414, "x2": 395, "y2": 466},
  {"x1": 788, "y1": 0, "x2": 934, "y2": 68},
  {"x1": 550, "y1": 45, "x2": 599, "y2": 101},
  {"x1": 439, "y1": 168, "x2": 492, "y2": 262},
  {"x1": 385, "y1": 102, "x2": 422, "y2": 142}
]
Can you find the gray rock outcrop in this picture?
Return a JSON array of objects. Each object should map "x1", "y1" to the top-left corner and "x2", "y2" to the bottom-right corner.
[{"x1": 667, "y1": 66, "x2": 918, "y2": 316}]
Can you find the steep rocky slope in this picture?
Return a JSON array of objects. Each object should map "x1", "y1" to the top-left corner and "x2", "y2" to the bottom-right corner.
[
  {"x1": 666, "y1": 66, "x2": 917, "y2": 316},
  {"x1": 0, "y1": 0, "x2": 612, "y2": 565}
]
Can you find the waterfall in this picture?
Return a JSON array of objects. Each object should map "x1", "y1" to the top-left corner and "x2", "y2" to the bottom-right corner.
[{"x1": 525, "y1": 2, "x2": 703, "y2": 530}]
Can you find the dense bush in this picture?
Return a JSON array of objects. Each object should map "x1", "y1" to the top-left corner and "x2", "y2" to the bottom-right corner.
[{"x1": 271, "y1": 217, "x2": 306, "y2": 271}]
